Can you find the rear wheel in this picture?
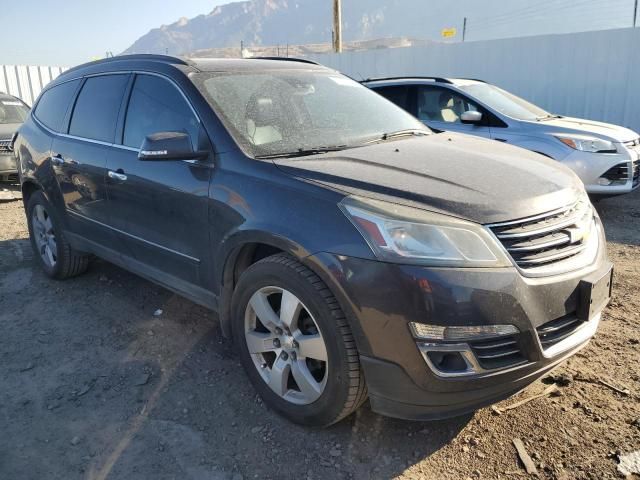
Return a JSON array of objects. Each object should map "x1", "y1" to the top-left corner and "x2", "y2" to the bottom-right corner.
[
  {"x1": 26, "y1": 191, "x2": 89, "y2": 279},
  {"x1": 231, "y1": 254, "x2": 367, "y2": 426}
]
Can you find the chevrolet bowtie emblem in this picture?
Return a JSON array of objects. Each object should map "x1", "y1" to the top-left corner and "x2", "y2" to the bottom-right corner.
[{"x1": 567, "y1": 223, "x2": 591, "y2": 243}]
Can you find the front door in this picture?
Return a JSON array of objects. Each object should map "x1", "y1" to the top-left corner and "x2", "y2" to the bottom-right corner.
[
  {"x1": 415, "y1": 85, "x2": 492, "y2": 138},
  {"x1": 105, "y1": 73, "x2": 212, "y2": 289}
]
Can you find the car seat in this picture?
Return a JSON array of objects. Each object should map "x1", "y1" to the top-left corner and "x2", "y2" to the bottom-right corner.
[{"x1": 246, "y1": 95, "x2": 283, "y2": 146}]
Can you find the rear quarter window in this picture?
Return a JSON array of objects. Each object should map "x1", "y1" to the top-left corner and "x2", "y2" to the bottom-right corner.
[{"x1": 34, "y1": 80, "x2": 81, "y2": 132}]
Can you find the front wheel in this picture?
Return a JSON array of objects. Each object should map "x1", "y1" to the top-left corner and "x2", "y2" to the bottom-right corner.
[{"x1": 231, "y1": 254, "x2": 367, "y2": 426}]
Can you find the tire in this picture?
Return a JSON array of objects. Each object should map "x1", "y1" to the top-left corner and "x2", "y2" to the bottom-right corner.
[
  {"x1": 231, "y1": 254, "x2": 367, "y2": 426},
  {"x1": 26, "y1": 190, "x2": 89, "y2": 279}
]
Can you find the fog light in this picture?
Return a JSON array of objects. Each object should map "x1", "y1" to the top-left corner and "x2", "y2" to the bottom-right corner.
[
  {"x1": 598, "y1": 178, "x2": 612, "y2": 186},
  {"x1": 409, "y1": 322, "x2": 518, "y2": 341},
  {"x1": 426, "y1": 351, "x2": 468, "y2": 372}
]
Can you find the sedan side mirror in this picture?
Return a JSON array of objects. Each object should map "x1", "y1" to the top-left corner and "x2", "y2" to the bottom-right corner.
[
  {"x1": 138, "y1": 131, "x2": 208, "y2": 161},
  {"x1": 460, "y1": 110, "x2": 483, "y2": 124}
]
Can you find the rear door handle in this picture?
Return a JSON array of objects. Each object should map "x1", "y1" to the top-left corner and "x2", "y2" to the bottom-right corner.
[
  {"x1": 108, "y1": 170, "x2": 127, "y2": 182},
  {"x1": 494, "y1": 138, "x2": 508, "y2": 143}
]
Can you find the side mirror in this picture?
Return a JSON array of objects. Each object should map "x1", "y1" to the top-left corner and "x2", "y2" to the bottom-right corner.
[
  {"x1": 138, "y1": 131, "x2": 208, "y2": 161},
  {"x1": 460, "y1": 110, "x2": 483, "y2": 124}
]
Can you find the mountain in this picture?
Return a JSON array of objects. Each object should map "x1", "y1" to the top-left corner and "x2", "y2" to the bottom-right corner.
[{"x1": 123, "y1": 0, "x2": 454, "y2": 56}]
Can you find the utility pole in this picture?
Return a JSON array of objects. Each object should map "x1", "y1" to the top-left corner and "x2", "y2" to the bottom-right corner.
[
  {"x1": 634, "y1": 0, "x2": 638, "y2": 27},
  {"x1": 462, "y1": 17, "x2": 467, "y2": 42},
  {"x1": 333, "y1": 0, "x2": 342, "y2": 53}
]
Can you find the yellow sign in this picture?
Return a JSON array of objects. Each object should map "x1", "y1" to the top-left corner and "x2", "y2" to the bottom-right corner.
[{"x1": 441, "y1": 28, "x2": 457, "y2": 39}]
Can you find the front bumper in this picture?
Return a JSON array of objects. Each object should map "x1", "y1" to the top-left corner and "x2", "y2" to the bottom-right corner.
[
  {"x1": 0, "y1": 153, "x2": 17, "y2": 176},
  {"x1": 307, "y1": 226, "x2": 610, "y2": 420},
  {"x1": 560, "y1": 148, "x2": 639, "y2": 195}
]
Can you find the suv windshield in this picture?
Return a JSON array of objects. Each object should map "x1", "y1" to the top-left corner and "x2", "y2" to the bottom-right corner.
[
  {"x1": 457, "y1": 83, "x2": 550, "y2": 121},
  {"x1": 0, "y1": 98, "x2": 29, "y2": 124},
  {"x1": 195, "y1": 70, "x2": 429, "y2": 157}
]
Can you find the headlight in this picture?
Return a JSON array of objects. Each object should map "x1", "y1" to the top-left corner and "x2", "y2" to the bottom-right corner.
[
  {"x1": 339, "y1": 196, "x2": 511, "y2": 267},
  {"x1": 554, "y1": 134, "x2": 617, "y2": 153}
]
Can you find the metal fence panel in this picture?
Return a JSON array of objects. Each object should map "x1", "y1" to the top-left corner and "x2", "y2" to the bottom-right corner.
[
  {"x1": 0, "y1": 65, "x2": 67, "y2": 106},
  {"x1": 308, "y1": 27, "x2": 640, "y2": 132}
]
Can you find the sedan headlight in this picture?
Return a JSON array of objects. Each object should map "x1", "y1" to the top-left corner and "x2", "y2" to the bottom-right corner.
[
  {"x1": 339, "y1": 196, "x2": 511, "y2": 267},
  {"x1": 554, "y1": 134, "x2": 617, "y2": 153}
]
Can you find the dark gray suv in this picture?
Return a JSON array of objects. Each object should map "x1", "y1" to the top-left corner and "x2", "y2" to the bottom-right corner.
[{"x1": 14, "y1": 55, "x2": 612, "y2": 426}]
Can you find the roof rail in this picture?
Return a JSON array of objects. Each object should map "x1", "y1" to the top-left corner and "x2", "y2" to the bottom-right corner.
[
  {"x1": 252, "y1": 56, "x2": 322, "y2": 66},
  {"x1": 362, "y1": 76, "x2": 452, "y2": 84},
  {"x1": 456, "y1": 78, "x2": 486, "y2": 83},
  {"x1": 61, "y1": 54, "x2": 194, "y2": 77}
]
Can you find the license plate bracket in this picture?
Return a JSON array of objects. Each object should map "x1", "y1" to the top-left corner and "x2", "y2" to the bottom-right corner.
[{"x1": 577, "y1": 267, "x2": 613, "y2": 321}]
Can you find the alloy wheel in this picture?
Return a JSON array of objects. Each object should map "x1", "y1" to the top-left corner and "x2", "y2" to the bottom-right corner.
[
  {"x1": 32, "y1": 204, "x2": 58, "y2": 268},
  {"x1": 244, "y1": 286, "x2": 328, "y2": 405}
]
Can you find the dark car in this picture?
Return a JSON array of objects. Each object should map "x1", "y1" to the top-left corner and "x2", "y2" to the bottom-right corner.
[
  {"x1": 15, "y1": 55, "x2": 612, "y2": 426},
  {"x1": 0, "y1": 92, "x2": 30, "y2": 181}
]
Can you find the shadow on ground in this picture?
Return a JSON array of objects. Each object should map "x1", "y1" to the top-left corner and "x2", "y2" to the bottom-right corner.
[{"x1": 0, "y1": 240, "x2": 469, "y2": 480}]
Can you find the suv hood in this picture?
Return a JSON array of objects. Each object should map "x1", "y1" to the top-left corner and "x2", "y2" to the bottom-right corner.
[
  {"x1": 526, "y1": 116, "x2": 638, "y2": 143},
  {"x1": 273, "y1": 133, "x2": 583, "y2": 224},
  {"x1": 0, "y1": 123, "x2": 21, "y2": 141}
]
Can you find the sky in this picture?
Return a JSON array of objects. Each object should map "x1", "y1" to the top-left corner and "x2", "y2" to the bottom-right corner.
[
  {"x1": 0, "y1": 0, "x2": 227, "y2": 65},
  {"x1": 1, "y1": 0, "x2": 637, "y2": 66}
]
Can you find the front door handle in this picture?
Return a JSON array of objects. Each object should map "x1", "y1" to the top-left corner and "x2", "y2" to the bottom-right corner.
[
  {"x1": 51, "y1": 154, "x2": 64, "y2": 166},
  {"x1": 108, "y1": 170, "x2": 127, "y2": 182},
  {"x1": 494, "y1": 138, "x2": 508, "y2": 143}
]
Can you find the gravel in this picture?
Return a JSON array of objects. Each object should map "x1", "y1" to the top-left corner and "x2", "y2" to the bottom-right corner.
[{"x1": 0, "y1": 185, "x2": 639, "y2": 479}]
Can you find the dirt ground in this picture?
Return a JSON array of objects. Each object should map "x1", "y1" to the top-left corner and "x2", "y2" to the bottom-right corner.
[{"x1": 0, "y1": 184, "x2": 639, "y2": 480}]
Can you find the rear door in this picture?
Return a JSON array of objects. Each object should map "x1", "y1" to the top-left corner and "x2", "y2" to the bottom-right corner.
[
  {"x1": 50, "y1": 74, "x2": 130, "y2": 245},
  {"x1": 105, "y1": 73, "x2": 212, "y2": 288},
  {"x1": 415, "y1": 85, "x2": 492, "y2": 138}
]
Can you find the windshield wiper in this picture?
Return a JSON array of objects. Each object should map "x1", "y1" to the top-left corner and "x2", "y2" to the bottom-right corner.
[
  {"x1": 255, "y1": 145, "x2": 349, "y2": 159},
  {"x1": 362, "y1": 129, "x2": 429, "y2": 145}
]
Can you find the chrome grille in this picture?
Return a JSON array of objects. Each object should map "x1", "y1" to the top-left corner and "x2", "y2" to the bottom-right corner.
[
  {"x1": 488, "y1": 199, "x2": 593, "y2": 269},
  {"x1": 0, "y1": 139, "x2": 12, "y2": 153},
  {"x1": 536, "y1": 315, "x2": 583, "y2": 350}
]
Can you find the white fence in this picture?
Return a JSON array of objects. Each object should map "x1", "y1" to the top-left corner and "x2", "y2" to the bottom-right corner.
[
  {"x1": 0, "y1": 65, "x2": 67, "y2": 107},
  {"x1": 309, "y1": 27, "x2": 640, "y2": 133}
]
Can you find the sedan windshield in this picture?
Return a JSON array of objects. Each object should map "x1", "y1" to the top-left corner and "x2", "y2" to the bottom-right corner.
[
  {"x1": 195, "y1": 70, "x2": 430, "y2": 157},
  {"x1": 0, "y1": 99, "x2": 29, "y2": 124},
  {"x1": 457, "y1": 83, "x2": 551, "y2": 121}
]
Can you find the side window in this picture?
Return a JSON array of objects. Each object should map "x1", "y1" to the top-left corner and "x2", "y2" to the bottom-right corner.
[
  {"x1": 373, "y1": 86, "x2": 411, "y2": 111},
  {"x1": 417, "y1": 87, "x2": 481, "y2": 124},
  {"x1": 34, "y1": 80, "x2": 80, "y2": 132},
  {"x1": 69, "y1": 75, "x2": 129, "y2": 142},
  {"x1": 123, "y1": 75, "x2": 199, "y2": 149}
]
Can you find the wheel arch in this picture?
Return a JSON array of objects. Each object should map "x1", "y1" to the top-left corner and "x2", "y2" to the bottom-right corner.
[
  {"x1": 21, "y1": 179, "x2": 43, "y2": 207},
  {"x1": 216, "y1": 230, "x2": 362, "y2": 348},
  {"x1": 217, "y1": 231, "x2": 309, "y2": 337}
]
